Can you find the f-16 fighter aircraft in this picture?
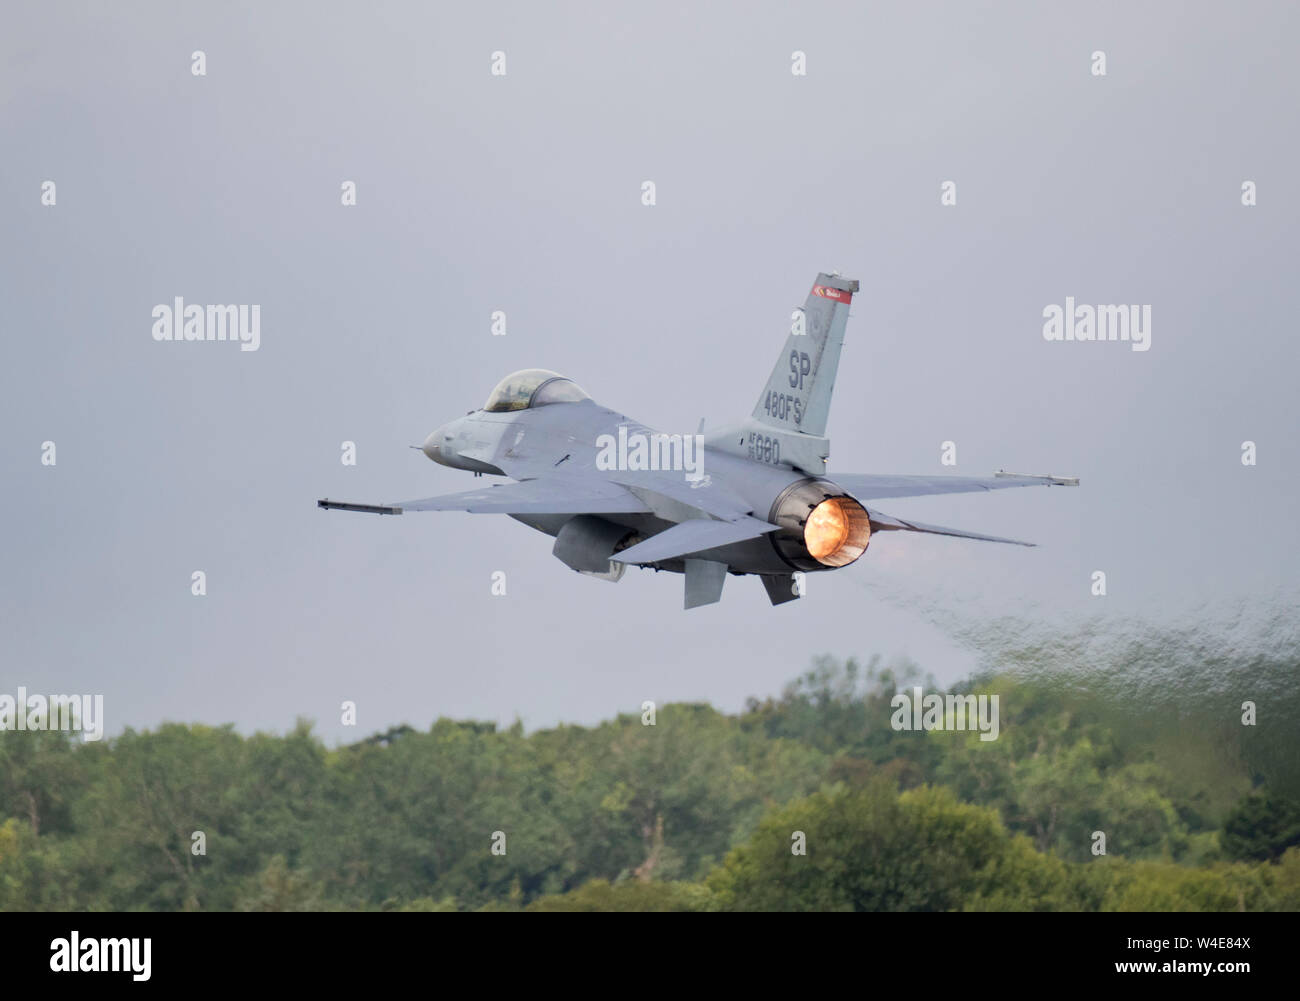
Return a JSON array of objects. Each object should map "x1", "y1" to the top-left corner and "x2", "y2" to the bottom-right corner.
[{"x1": 319, "y1": 272, "x2": 1077, "y2": 608}]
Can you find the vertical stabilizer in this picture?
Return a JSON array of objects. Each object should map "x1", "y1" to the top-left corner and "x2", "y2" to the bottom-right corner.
[{"x1": 752, "y1": 272, "x2": 858, "y2": 438}]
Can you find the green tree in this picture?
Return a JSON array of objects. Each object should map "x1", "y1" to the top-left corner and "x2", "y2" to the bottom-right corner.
[
  {"x1": 1220, "y1": 793, "x2": 1300, "y2": 862},
  {"x1": 707, "y1": 781, "x2": 1054, "y2": 911}
]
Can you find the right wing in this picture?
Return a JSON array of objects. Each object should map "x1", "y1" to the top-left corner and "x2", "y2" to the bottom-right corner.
[
  {"x1": 318, "y1": 477, "x2": 651, "y2": 516},
  {"x1": 833, "y1": 470, "x2": 1078, "y2": 501}
]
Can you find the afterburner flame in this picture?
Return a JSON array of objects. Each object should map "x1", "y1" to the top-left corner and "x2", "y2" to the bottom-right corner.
[
  {"x1": 805, "y1": 500, "x2": 849, "y2": 559},
  {"x1": 803, "y1": 497, "x2": 872, "y2": 567}
]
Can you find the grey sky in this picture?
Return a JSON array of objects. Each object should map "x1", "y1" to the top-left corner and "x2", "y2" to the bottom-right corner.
[{"x1": 3, "y1": 1, "x2": 1297, "y2": 743}]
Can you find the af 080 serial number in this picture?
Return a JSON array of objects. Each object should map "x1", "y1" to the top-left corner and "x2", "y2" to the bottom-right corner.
[{"x1": 748, "y1": 432, "x2": 782, "y2": 465}]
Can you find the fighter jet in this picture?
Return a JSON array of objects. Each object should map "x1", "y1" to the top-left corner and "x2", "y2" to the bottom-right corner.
[{"x1": 319, "y1": 272, "x2": 1077, "y2": 608}]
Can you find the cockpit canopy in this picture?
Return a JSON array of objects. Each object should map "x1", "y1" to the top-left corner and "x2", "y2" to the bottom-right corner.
[{"x1": 483, "y1": 369, "x2": 590, "y2": 413}]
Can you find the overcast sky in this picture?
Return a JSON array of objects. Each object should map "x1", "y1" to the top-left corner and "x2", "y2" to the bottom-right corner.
[{"x1": 3, "y1": 1, "x2": 1297, "y2": 743}]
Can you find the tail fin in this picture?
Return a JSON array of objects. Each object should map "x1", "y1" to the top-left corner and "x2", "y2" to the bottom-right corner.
[{"x1": 752, "y1": 272, "x2": 858, "y2": 438}]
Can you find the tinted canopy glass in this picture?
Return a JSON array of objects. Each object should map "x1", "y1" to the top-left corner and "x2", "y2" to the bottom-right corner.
[{"x1": 483, "y1": 369, "x2": 589, "y2": 412}]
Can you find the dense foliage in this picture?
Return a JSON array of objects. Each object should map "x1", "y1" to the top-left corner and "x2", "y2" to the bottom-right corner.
[{"x1": 2, "y1": 655, "x2": 1297, "y2": 911}]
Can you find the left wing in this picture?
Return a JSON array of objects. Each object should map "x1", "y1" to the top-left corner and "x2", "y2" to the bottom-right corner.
[
  {"x1": 833, "y1": 470, "x2": 1078, "y2": 501},
  {"x1": 319, "y1": 477, "x2": 651, "y2": 516}
]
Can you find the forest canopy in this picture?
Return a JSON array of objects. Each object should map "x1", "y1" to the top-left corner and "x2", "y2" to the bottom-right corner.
[{"x1": 2, "y1": 652, "x2": 1297, "y2": 912}]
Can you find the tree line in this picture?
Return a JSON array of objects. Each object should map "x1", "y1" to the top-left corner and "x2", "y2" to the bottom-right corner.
[{"x1": 2, "y1": 654, "x2": 1297, "y2": 911}]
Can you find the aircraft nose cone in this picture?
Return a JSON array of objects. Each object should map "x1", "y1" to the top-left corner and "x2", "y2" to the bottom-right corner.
[{"x1": 422, "y1": 428, "x2": 444, "y2": 463}]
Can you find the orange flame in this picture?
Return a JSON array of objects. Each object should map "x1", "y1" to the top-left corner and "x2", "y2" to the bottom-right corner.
[{"x1": 805, "y1": 499, "x2": 851, "y2": 560}]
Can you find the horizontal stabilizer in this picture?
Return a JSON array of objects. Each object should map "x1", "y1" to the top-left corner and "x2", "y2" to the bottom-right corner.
[
  {"x1": 868, "y1": 509, "x2": 1035, "y2": 547},
  {"x1": 612, "y1": 516, "x2": 778, "y2": 565},
  {"x1": 611, "y1": 471, "x2": 752, "y2": 521}
]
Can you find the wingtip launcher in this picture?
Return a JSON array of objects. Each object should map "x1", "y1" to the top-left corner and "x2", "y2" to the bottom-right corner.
[
  {"x1": 318, "y1": 498, "x2": 403, "y2": 515},
  {"x1": 993, "y1": 471, "x2": 1080, "y2": 487}
]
